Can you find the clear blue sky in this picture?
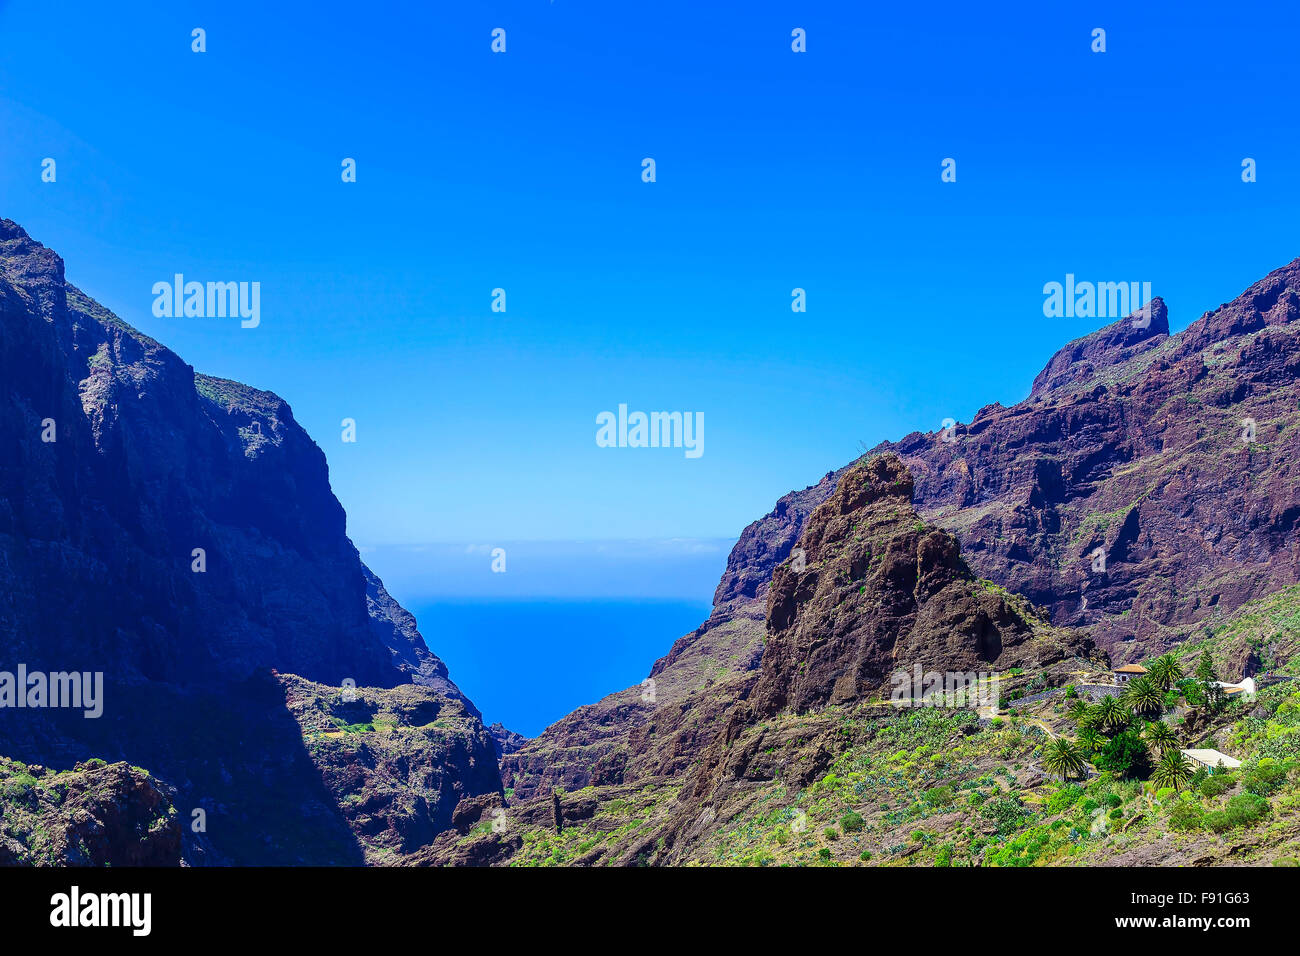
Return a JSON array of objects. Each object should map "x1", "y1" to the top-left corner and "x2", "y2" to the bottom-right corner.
[{"x1": 2, "y1": 1, "x2": 1296, "y2": 578}]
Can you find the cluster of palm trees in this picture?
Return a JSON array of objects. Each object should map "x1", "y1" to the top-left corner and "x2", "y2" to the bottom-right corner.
[{"x1": 1040, "y1": 654, "x2": 1194, "y2": 790}]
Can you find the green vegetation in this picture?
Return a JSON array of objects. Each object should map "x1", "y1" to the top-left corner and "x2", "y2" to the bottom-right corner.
[
  {"x1": 496, "y1": 607, "x2": 1300, "y2": 867},
  {"x1": 1042, "y1": 738, "x2": 1087, "y2": 781},
  {"x1": 1151, "y1": 749, "x2": 1193, "y2": 792},
  {"x1": 1203, "y1": 794, "x2": 1271, "y2": 833}
]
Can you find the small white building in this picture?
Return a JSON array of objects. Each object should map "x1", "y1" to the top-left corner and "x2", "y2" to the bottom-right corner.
[
  {"x1": 1214, "y1": 678, "x2": 1257, "y2": 700},
  {"x1": 1180, "y1": 748, "x2": 1242, "y2": 771}
]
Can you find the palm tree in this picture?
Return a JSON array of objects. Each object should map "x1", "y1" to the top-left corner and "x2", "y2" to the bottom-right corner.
[
  {"x1": 1124, "y1": 677, "x2": 1165, "y2": 719},
  {"x1": 1143, "y1": 720, "x2": 1178, "y2": 754},
  {"x1": 1095, "y1": 695, "x2": 1132, "y2": 735},
  {"x1": 1147, "y1": 654, "x2": 1184, "y2": 692},
  {"x1": 1042, "y1": 737, "x2": 1089, "y2": 781},
  {"x1": 1151, "y1": 748, "x2": 1193, "y2": 792},
  {"x1": 1077, "y1": 727, "x2": 1104, "y2": 753},
  {"x1": 1078, "y1": 703, "x2": 1108, "y2": 732},
  {"x1": 1067, "y1": 698, "x2": 1090, "y2": 724}
]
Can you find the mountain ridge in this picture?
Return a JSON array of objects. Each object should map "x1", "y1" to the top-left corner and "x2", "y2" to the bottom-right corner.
[{"x1": 486, "y1": 253, "x2": 1300, "y2": 866}]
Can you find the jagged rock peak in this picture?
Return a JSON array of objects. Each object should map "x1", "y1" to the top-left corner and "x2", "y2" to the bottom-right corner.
[
  {"x1": 1030, "y1": 297, "x2": 1169, "y2": 398},
  {"x1": 752, "y1": 454, "x2": 1084, "y2": 716}
]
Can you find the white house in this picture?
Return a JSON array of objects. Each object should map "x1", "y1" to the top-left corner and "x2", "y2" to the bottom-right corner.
[
  {"x1": 1180, "y1": 748, "x2": 1242, "y2": 771},
  {"x1": 1213, "y1": 678, "x2": 1257, "y2": 700}
]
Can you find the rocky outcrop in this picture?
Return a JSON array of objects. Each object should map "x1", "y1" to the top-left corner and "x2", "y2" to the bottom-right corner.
[
  {"x1": 0, "y1": 219, "x2": 497, "y2": 863},
  {"x1": 752, "y1": 455, "x2": 1086, "y2": 715},
  {"x1": 0, "y1": 758, "x2": 183, "y2": 866},
  {"x1": 487, "y1": 722, "x2": 527, "y2": 760},
  {"x1": 864, "y1": 276, "x2": 1300, "y2": 657},
  {"x1": 281, "y1": 675, "x2": 501, "y2": 863},
  {"x1": 1029, "y1": 297, "x2": 1170, "y2": 398},
  {"x1": 711, "y1": 472, "x2": 838, "y2": 613}
]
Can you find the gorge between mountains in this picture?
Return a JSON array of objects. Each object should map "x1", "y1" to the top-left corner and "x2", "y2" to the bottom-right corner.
[{"x1": 3, "y1": 216, "x2": 1299, "y2": 866}]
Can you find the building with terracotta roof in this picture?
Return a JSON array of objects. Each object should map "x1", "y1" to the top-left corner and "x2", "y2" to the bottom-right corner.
[{"x1": 1113, "y1": 663, "x2": 1147, "y2": 684}]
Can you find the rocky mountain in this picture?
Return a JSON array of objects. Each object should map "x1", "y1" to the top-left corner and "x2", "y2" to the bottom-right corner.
[
  {"x1": 684, "y1": 260, "x2": 1300, "y2": 668},
  {"x1": 0, "y1": 219, "x2": 499, "y2": 863},
  {"x1": 869, "y1": 265, "x2": 1300, "y2": 658},
  {"x1": 469, "y1": 456, "x2": 1096, "y2": 865},
  {"x1": 751, "y1": 455, "x2": 1088, "y2": 715},
  {"x1": 486, "y1": 256, "x2": 1300, "y2": 867}
]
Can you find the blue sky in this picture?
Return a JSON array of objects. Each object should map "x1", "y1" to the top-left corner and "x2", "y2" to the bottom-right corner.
[{"x1": 2, "y1": 1, "x2": 1297, "y2": 600}]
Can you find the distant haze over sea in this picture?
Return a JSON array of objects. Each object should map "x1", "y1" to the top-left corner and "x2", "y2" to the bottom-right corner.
[{"x1": 361, "y1": 538, "x2": 732, "y2": 601}]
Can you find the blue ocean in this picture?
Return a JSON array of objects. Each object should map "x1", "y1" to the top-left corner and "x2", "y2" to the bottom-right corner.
[{"x1": 405, "y1": 598, "x2": 712, "y2": 738}]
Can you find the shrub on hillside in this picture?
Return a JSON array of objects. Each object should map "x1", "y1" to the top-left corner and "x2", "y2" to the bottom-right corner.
[
  {"x1": 981, "y1": 796, "x2": 1031, "y2": 836},
  {"x1": 923, "y1": 785, "x2": 955, "y2": 807},
  {"x1": 1203, "y1": 794, "x2": 1271, "y2": 833},
  {"x1": 840, "y1": 811, "x2": 865, "y2": 833},
  {"x1": 1199, "y1": 774, "x2": 1235, "y2": 797},
  {"x1": 1241, "y1": 760, "x2": 1290, "y2": 798},
  {"x1": 1168, "y1": 801, "x2": 1204, "y2": 831},
  {"x1": 1096, "y1": 729, "x2": 1151, "y2": 779}
]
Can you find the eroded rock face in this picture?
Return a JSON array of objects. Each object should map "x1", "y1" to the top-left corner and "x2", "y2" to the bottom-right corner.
[
  {"x1": 488, "y1": 722, "x2": 527, "y2": 759},
  {"x1": 711, "y1": 472, "x2": 838, "y2": 613},
  {"x1": 708, "y1": 266, "x2": 1300, "y2": 661},
  {"x1": 866, "y1": 275, "x2": 1300, "y2": 657},
  {"x1": 282, "y1": 675, "x2": 501, "y2": 862},
  {"x1": 0, "y1": 759, "x2": 183, "y2": 867},
  {"x1": 0, "y1": 219, "x2": 498, "y2": 863},
  {"x1": 0, "y1": 219, "x2": 446, "y2": 688},
  {"x1": 752, "y1": 455, "x2": 1086, "y2": 715},
  {"x1": 1029, "y1": 297, "x2": 1170, "y2": 398}
]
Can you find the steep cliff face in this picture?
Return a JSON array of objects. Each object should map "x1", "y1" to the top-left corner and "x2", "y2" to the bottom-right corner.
[
  {"x1": 711, "y1": 472, "x2": 838, "y2": 613},
  {"x1": 1, "y1": 217, "x2": 442, "y2": 687},
  {"x1": 281, "y1": 675, "x2": 500, "y2": 863},
  {"x1": 0, "y1": 219, "x2": 497, "y2": 863},
  {"x1": 869, "y1": 268, "x2": 1300, "y2": 657}
]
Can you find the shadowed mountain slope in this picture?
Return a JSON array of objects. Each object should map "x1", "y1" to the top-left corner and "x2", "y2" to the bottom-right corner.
[{"x1": 0, "y1": 219, "x2": 498, "y2": 863}]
